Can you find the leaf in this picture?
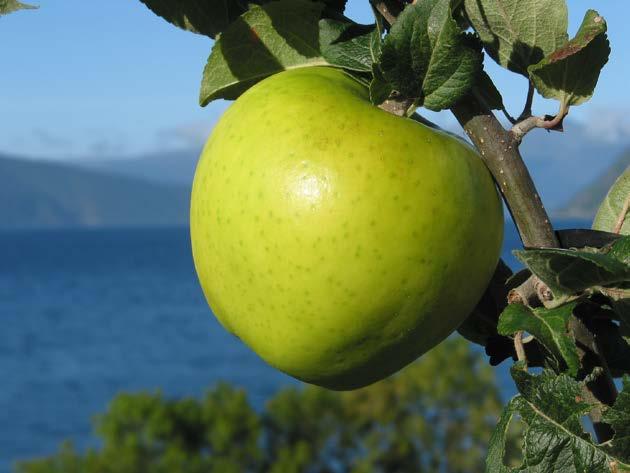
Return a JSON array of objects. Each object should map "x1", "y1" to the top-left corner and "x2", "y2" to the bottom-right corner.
[
  {"x1": 474, "y1": 70, "x2": 504, "y2": 111},
  {"x1": 0, "y1": 0, "x2": 36, "y2": 15},
  {"x1": 528, "y1": 10, "x2": 610, "y2": 108},
  {"x1": 514, "y1": 248, "x2": 630, "y2": 299},
  {"x1": 498, "y1": 302, "x2": 579, "y2": 376},
  {"x1": 138, "y1": 0, "x2": 347, "y2": 39},
  {"x1": 609, "y1": 237, "x2": 630, "y2": 266},
  {"x1": 458, "y1": 260, "x2": 512, "y2": 346},
  {"x1": 594, "y1": 321, "x2": 630, "y2": 378},
  {"x1": 486, "y1": 369, "x2": 630, "y2": 472},
  {"x1": 198, "y1": 1, "x2": 375, "y2": 105},
  {"x1": 594, "y1": 166, "x2": 630, "y2": 236},
  {"x1": 320, "y1": 0, "x2": 347, "y2": 15},
  {"x1": 138, "y1": 0, "x2": 249, "y2": 39},
  {"x1": 369, "y1": 2, "x2": 384, "y2": 63},
  {"x1": 464, "y1": 0, "x2": 568, "y2": 76},
  {"x1": 378, "y1": 0, "x2": 482, "y2": 111},
  {"x1": 319, "y1": 20, "x2": 375, "y2": 72},
  {"x1": 603, "y1": 376, "x2": 630, "y2": 463},
  {"x1": 369, "y1": 65, "x2": 392, "y2": 105},
  {"x1": 199, "y1": 1, "x2": 328, "y2": 105},
  {"x1": 451, "y1": 0, "x2": 470, "y2": 30},
  {"x1": 485, "y1": 397, "x2": 518, "y2": 473},
  {"x1": 367, "y1": 4, "x2": 390, "y2": 105}
]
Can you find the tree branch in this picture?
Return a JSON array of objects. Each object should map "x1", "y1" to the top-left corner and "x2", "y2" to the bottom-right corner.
[
  {"x1": 517, "y1": 81, "x2": 535, "y2": 122},
  {"x1": 373, "y1": 3, "x2": 618, "y2": 443},
  {"x1": 511, "y1": 103, "x2": 568, "y2": 143},
  {"x1": 514, "y1": 331, "x2": 527, "y2": 367},
  {"x1": 450, "y1": 96, "x2": 558, "y2": 248},
  {"x1": 370, "y1": 0, "x2": 404, "y2": 26}
]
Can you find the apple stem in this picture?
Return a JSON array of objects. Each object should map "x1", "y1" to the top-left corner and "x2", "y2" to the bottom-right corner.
[{"x1": 378, "y1": 97, "x2": 415, "y2": 116}]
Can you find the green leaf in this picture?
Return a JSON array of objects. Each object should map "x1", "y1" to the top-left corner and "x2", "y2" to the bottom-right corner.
[
  {"x1": 603, "y1": 376, "x2": 630, "y2": 463},
  {"x1": 458, "y1": 260, "x2": 512, "y2": 346},
  {"x1": 369, "y1": 2, "x2": 384, "y2": 63},
  {"x1": 137, "y1": 0, "x2": 347, "y2": 39},
  {"x1": 474, "y1": 70, "x2": 504, "y2": 111},
  {"x1": 528, "y1": 10, "x2": 610, "y2": 108},
  {"x1": 367, "y1": 4, "x2": 390, "y2": 105},
  {"x1": 320, "y1": 0, "x2": 347, "y2": 15},
  {"x1": 609, "y1": 237, "x2": 630, "y2": 265},
  {"x1": 464, "y1": 0, "x2": 568, "y2": 76},
  {"x1": 369, "y1": 65, "x2": 392, "y2": 105},
  {"x1": 514, "y1": 248, "x2": 630, "y2": 299},
  {"x1": 138, "y1": 0, "x2": 248, "y2": 39},
  {"x1": 595, "y1": 321, "x2": 630, "y2": 378},
  {"x1": 485, "y1": 397, "x2": 518, "y2": 473},
  {"x1": 486, "y1": 369, "x2": 630, "y2": 472},
  {"x1": 498, "y1": 302, "x2": 579, "y2": 376},
  {"x1": 199, "y1": 1, "x2": 329, "y2": 105},
  {"x1": 594, "y1": 166, "x2": 630, "y2": 235},
  {"x1": 319, "y1": 20, "x2": 375, "y2": 72},
  {"x1": 198, "y1": 1, "x2": 374, "y2": 105},
  {"x1": 451, "y1": 0, "x2": 470, "y2": 30},
  {"x1": 378, "y1": 0, "x2": 482, "y2": 111},
  {"x1": 0, "y1": 0, "x2": 36, "y2": 15}
]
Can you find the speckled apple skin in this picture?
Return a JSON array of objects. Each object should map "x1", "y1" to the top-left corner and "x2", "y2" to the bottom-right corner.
[{"x1": 190, "y1": 67, "x2": 503, "y2": 390}]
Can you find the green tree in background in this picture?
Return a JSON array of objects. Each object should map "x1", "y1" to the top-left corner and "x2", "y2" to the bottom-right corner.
[{"x1": 16, "y1": 338, "x2": 518, "y2": 473}]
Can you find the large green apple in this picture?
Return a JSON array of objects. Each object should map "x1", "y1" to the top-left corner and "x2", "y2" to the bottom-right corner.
[{"x1": 190, "y1": 67, "x2": 503, "y2": 390}]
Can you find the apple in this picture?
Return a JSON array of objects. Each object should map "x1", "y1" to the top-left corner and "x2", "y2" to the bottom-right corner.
[{"x1": 190, "y1": 67, "x2": 503, "y2": 390}]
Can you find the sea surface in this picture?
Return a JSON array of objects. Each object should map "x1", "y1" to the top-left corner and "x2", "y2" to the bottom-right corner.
[{"x1": 0, "y1": 219, "x2": 589, "y2": 471}]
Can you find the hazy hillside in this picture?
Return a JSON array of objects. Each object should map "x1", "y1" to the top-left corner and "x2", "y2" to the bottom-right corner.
[
  {"x1": 79, "y1": 149, "x2": 201, "y2": 186},
  {"x1": 556, "y1": 149, "x2": 630, "y2": 220},
  {"x1": 519, "y1": 124, "x2": 627, "y2": 211},
  {"x1": 82, "y1": 121, "x2": 628, "y2": 212},
  {"x1": 3, "y1": 132, "x2": 628, "y2": 229},
  {"x1": 0, "y1": 154, "x2": 190, "y2": 229}
]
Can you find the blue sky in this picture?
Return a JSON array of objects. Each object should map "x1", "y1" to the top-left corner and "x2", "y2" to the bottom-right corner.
[{"x1": 1, "y1": 0, "x2": 629, "y2": 161}]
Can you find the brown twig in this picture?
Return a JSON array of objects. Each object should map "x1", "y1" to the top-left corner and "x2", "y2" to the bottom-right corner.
[
  {"x1": 514, "y1": 331, "x2": 527, "y2": 368},
  {"x1": 508, "y1": 276, "x2": 541, "y2": 307},
  {"x1": 517, "y1": 81, "x2": 535, "y2": 122},
  {"x1": 511, "y1": 102, "x2": 568, "y2": 143},
  {"x1": 370, "y1": 0, "x2": 404, "y2": 26},
  {"x1": 379, "y1": 96, "x2": 415, "y2": 116}
]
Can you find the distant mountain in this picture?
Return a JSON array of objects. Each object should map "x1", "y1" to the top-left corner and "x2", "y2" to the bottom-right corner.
[
  {"x1": 556, "y1": 149, "x2": 630, "y2": 220},
  {"x1": 519, "y1": 123, "x2": 627, "y2": 211},
  {"x1": 5, "y1": 118, "x2": 627, "y2": 230},
  {"x1": 0, "y1": 154, "x2": 190, "y2": 229},
  {"x1": 84, "y1": 121, "x2": 628, "y2": 212},
  {"x1": 79, "y1": 148, "x2": 201, "y2": 186}
]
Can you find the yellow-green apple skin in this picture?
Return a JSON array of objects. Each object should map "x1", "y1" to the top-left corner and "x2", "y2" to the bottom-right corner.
[{"x1": 190, "y1": 67, "x2": 503, "y2": 390}]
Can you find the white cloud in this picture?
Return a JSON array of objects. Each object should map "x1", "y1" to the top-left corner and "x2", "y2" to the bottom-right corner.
[
  {"x1": 89, "y1": 138, "x2": 128, "y2": 157},
  {"x1": 157, "y1": 120, "x2": 218, "y2": 149},
  {"x1": 578, "y1": 106, "x2": 630, "y2": 144},
  {"x1": 33, "y1": 129, "x2": 75, "y2": 151}
]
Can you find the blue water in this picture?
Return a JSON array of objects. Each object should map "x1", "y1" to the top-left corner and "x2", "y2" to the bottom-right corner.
[{"x1": 0, "y1": 219, "x2": 588, "y2": 471}]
